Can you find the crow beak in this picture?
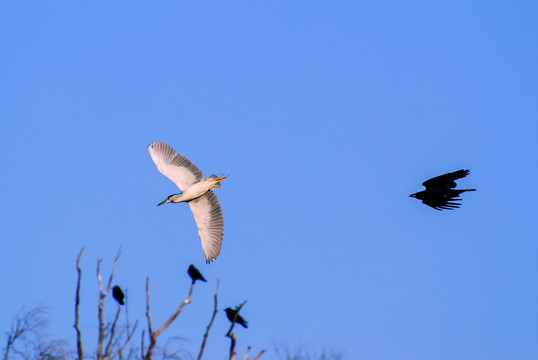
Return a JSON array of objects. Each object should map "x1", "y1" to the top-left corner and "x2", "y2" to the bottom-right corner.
[{"x1": 409, "y1": 194, "x2": 415, "y2": 198}]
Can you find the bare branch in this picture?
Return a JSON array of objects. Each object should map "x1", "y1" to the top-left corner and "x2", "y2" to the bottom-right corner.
[
  {"x1": 74, "y1": 247, "x2": 84, "y2": 360},
  {"x1": 229, "y1": 333, "x2": 237, "y2": 360},
  {"x1": 242, "y1": 343, "x2": 266, "y2": 360},
  {"x1": 111, "y1": 319, "x2": 138, "y2": 359},
  {"x1": 144, "y1": 278, "x2": 153, "y2": 341},
  {"x1": 144, "y1": 277, "x2": 195, "y2": 360},
  {"x1": 104, "y1": 304, "x2": 121, "y2": 358},
  {"x1": 111, "y1": 296, "x2": 138, "y2": 359},
  {"x1": 252, "y1": 349, "x2": 266, "y2": 360},
  {"x1": 106, "y1": 249, "x2": 122, "y2": 294},
  {"x1": 143, "y1": 278, "x2": 154, "y2": 360},
  {"x1": 197, "y1": 279, "x2": 220, "y2": 360},
  {"x1": 153, "y1": 284, "x2": 194, "y2": 338},
  {"x1": 141, "y1": 329, "x2": 145, "y2": 360},
  {"x1": 242, "y1": 346, "x2": 266, "y2": 360},
  {"x1": 97, "y1": 259, "x2": 104, "y2": 360},
  {"x1": 97, "y1": 248, "x2": 122, "y2": 360}
]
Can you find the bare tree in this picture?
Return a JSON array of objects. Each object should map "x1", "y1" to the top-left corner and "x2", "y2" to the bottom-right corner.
[
  {"x1": 3, "y1": 306, "x2": 71, "y2": 360},
  {"x1": 3, "y1": 307, "x2": 47, "y2": 360},
  {"x1": 273, "y1": 343, "x2": 344, "y2": 360}
]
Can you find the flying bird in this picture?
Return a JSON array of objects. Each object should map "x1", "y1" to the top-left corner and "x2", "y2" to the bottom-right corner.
[
  {"x1": 188, "y1": 264, "x2": 207, "y2": 283},
  {"x1": 225, "y1": 307, "x2": 248, "y2": 328},
  {"x1": 112, "y1": 285, "x2": 125, "y2": 305},
  {"x1": 148, "y1": 141, "x2": 226, "y2": 263},
  {"x1": 410, "y1": 169, "x2": 476, "y2": 210}
]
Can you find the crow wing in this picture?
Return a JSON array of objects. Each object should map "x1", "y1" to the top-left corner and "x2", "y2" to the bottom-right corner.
[
  {"x1": 422, "y1": 197, "x2": 462, "y2": 211},
  {"x1": 422, "y1": 169, "x2": 470, "y2": 189}
]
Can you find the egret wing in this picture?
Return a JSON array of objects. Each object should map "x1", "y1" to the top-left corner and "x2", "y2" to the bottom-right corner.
[
  {"x1": 422, "y1": 169, "x2": 470, "y2": 189},
  {"x1": 148, "y1": 141, "x2": 203, "y2": 191},
  {"x1": 188, "y1": 192, "x2": 223, "y2": 263}
]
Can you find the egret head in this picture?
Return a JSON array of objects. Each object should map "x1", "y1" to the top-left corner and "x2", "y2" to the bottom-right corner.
[{"x1": 157, "y1": 194, "x2": 180, "y2": 206}]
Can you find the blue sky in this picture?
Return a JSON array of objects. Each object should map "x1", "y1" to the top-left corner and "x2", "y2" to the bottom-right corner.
[{"x1": 1, "y1": 1, "x2": 538, "y2": 359}]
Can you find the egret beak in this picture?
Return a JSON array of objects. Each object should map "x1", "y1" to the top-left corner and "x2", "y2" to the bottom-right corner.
[{"x1": 157, "y1": 199, "x2": 168, "y2": 206}]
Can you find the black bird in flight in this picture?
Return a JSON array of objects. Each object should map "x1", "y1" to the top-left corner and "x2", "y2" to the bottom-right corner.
[
  {"x1": 188, "y1": 265, "x2": 207, "y2": 284},
  {"x1": 410, "y1": 169, "x2": 476, "y2": 210},
  {"x1": 224, "y1": 307, "x2": 248, "y2": 328},
  {"x1": 112, "y1": 285, "x2": 125, "y2": 305}
]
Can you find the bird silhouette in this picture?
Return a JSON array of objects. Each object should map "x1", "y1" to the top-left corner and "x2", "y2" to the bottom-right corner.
[
  {"x1": 225, "y1": 307, "x2": 248, "y2": 328},
  {"x1": 188, "y1": 264, "x2": 207, "y2": 283},
  {"x1": 410, "y1": 169, "x2": 476, "y2": 210},
  {"x1": 148, "y1": 141, "x2": 226, "y2": 263},
  {"x1": 112, "y1": 285, "x2": 125, "y2": 305}
]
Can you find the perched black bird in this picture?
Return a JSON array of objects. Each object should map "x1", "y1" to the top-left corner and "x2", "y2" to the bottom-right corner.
[
  {"x1": 224, "y1": 307, "x2": 248, "y2": 328},
  {"x1": 112, "y1": 285, "x2": 125, "y2": 305},
  {"x1": 188, "y1": 264, "x2": 207, "y2": 284},
  {"x1": 410, "y1": 169, "x2": 476, "y2": 210}
]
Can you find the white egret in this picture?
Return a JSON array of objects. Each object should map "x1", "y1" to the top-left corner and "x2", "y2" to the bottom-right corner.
[{"x1": 148, "y1": 141, "x2": 227, "y2": 263}]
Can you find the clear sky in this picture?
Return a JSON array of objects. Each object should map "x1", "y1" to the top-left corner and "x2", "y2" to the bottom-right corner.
[{"x1": 1, "y1": 1, "x2": 538, "y2": 359}]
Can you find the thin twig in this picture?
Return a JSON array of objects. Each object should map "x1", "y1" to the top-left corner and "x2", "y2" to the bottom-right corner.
[
  {"x1": 197, "y1": 280, "x2": 220, "y2": 360},
  {"x1": 242, "y1": 344, "x2": 266, "y2": 360},
  {"x1": 104, "y1": 304, "x2": 121, "y2": 358},
  {"x1": 106, "y1": 250, "x2": 122, "y2": 294},
  {"x1": 111, "y1": 319, "x2": 138, "y2": 359},
  {"x1": 144, "y1": 278, "x2": 195, "y2": 360},
  {"x1": 153, "y1": 283, "x2": 194, "y2": 338},
  {"x1": 111, "y1": 296, "x2": 138, "y2": 359},
  {"x1": 74, "y1": 247, "x2": 84, "y2": 360}
]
